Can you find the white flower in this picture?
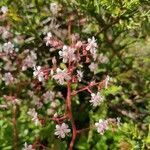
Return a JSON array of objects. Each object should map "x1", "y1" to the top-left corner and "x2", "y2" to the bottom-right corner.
[
  {"x1": 44, "y1": 32, "x2": 52, "y2": 46},
  {"x1": 95, "y1": 119, "x2": 108, "y2": 135},
  {"x1": 35, "y1": 101, "x2": 43, "y2": 109},
  {"x1": 59, "y1": 45, "x2": 76, "y2": 63},
  {"x1": 47, "y1": 108, "x2": 54, "y2": 115},
  {"x1": 105, "y1": 75, "x2": 110, "y2": 89},
  {"x1": 50, "y1": 2, "x2": 59, "y2": 15},
  {"x1": 33, "y1": 66, "x2": 44, "y2": 82},
  {"x1": 27, "y1": 108, "x2": 40, "y2": 126},
  {"x1": 77, "y1": 70, "x2": 83, "y2": 82},
  {"x1": 3, "y1": 42, "x2": 14, "y2": 54},
  {"x1": 52, "y1": 68, "x2": 71, "y2": 85},
  {"x1": 89, "y1": 62, "x2": 98, "y2": 74},
  {"x1": 3, "y1": 72, "x2": 14, "y2": 85},
  {"x1": 2, "y1": 30, "x2": 12, "y2": 39},
  {"x1": 22, "y1": 142, "x2": 35, "y2": 150},
  {"x1": 52, "y1": 56, "x2": 57, "y2": 65},
  {"x1": 86, "y1": 37, "x2": 97, "y2": 57},
  {"x1": 43, "y1": 91, "x2": 55, "y2": 103},
  {"x1": 1, "y1": 6, "x2": 8, "y2": 14},
  {"x1": 55, "y1": 123, "x2": 71, "y2": 138},
  {"x1": 98, "y1": 54, "x2": 109, "y2": 64},
  {"x1": 90, "y1": 92, "x2": 103, "y2": 107}
]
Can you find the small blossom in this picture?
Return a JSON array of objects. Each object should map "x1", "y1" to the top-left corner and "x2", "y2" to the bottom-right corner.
[
  {"x1": 33, "y1": 66, "x2": 44, "y2": 82},
  {"x1": 22, "y1": 52, "x2": 37, "y2": 71},
  {"x1": 50, "y1": 69, "x2": 54, "y2": 76},
  {"x1": 86, "y1": 37, "x2": 97, "y2": 57},
  {"x1": 75, "y1": 41, "x2": 82, "y2": 48},
  {"x1": 3, "y1": 42, "x2": 14, "y2": 54},
  {"x1": 116, "y1": 117, "x2": 121, "y2": 126},
  {"x1": 89, "y1": 62, "x2": 98, "y2": 74},
  {"x1": 2, "y1": 30, "x2": 12, "y2": 39},
  {"x1": 105, "y1": 75, "x2": 110, "y2": 89},
  {"x1": 50, "y1": 2, "x2": 59, "y2": 15},
  {"x1": 90, "y1": 92, "x2": 103, "y2": 107},
  {"x1": 44, "y1": 32, "x2": 52, "y2": 46},
  {"x1": 43, "y1": 91, "x2": 55, "y2": 103},
  {"x1": 47, "y1": 108, "x2": 54, "y2": 115},
  {"x1": 53, "y1": 113, "x2": 58, "y2": 117},
  {"x1": 59, "y1": 45, "x2": 76, "y2": 63},
  {"x1": 22, "y1": 142, "x2": 35, "y2": 150},
  {"x1": 1, "y1": 6, "x2": 8, "y2": 14},
  {"x1": 95, "y1": 119, "x2": 108, "y2": 135},
  {"x1": 98, "y1": 54, "x2": 109, "y2": 64},
  {"x1": 35, "y1": 101, "x2": 43, "y2": 109},
  {"x1": 55, "y1": 123, "x2": 71, "y2": 138},
  {"x1": 53, "y1": 68, "x2": 71, "y2": 85},
  {"x1": 77, "y1": 70, "x2": 83, "y2": 82},
  {"x1": 52, "y1": 56, "x2": 57, "y2": 65},
  {"x1": 3, "y1": 72, "x2": 14, "y2": 85},
  {"x1": 27, "y1": 108, "x2": 40, "y2": 126}
]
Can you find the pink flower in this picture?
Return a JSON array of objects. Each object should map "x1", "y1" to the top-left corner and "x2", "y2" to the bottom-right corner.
[
  {"x1": 95, "y1": 119, "x2": 108, "y2": 135},
  {"x1": 75, "y1": 41, "x2": 82, "y2": 48},
  {"x1": 52, "y1": 68, "x2": 71, "y2": 85},
  {"x1": 90, "y1": 92, "x2": 103, "y2": 107},
  {"x1": 33, "y1": 66, "x2": 44, "y2": 82},
  {"x1": 59, "y1": 45, "x2": 76, "y2": 63},
  {"x1": 55, "y1": 123, "x2": 71, "y2": 138}
]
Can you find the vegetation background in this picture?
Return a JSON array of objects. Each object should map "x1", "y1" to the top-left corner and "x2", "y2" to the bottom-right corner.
[{"x1": 0, "y1": 0, "x2": 150, "y2": 149}]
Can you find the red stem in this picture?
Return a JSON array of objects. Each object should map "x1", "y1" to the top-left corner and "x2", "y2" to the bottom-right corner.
[
  {"x1": 12, "y1": 106, "x2": 18, "y2": 150},
  {"x1": 67, "y1": 81, "x2": 77, "y2": 150},
  {"x1": 71, "y1": 82, "x2": 99, "y2": 96}
]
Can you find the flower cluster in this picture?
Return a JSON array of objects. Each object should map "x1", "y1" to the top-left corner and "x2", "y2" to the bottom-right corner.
[{"x1": 0, "y1": 3, "x2": 118, "y2": 149}]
